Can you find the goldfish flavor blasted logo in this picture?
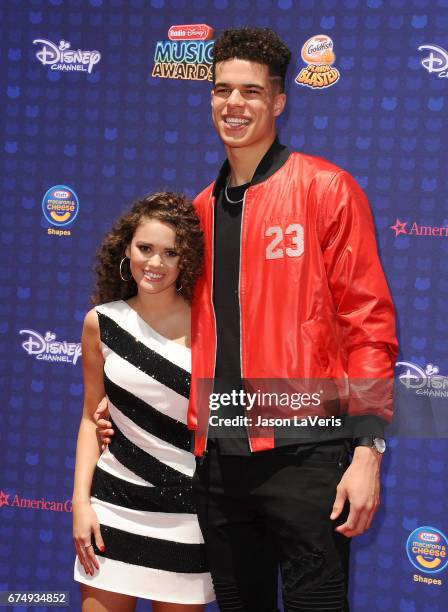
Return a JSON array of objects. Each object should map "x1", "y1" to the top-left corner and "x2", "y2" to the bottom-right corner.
[{"x1": 295, "y1": 34, "x2": 340, "y2": 90}]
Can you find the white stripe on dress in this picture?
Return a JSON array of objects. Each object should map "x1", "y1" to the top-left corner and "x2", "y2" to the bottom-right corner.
[
  {"x1": 74, "y1": 556, "x2": 214, "y2": 604},
  {"x1": 91, "y1": 498, "x2": 204, "y2": 544},
  {"x1": 108, "y1": 400, "x2": 195, "y2": 477}
]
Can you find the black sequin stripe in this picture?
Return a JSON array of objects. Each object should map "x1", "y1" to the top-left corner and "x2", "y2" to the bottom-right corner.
[
  {"x1": 93, "y1": 523, "x2": 208, "y2": 574},
  {"x1": 108, "y1": 417, "x2": 191, "y2": 488},
  {"x1": 104, "y1": 374, "x2": 191, "y2": 452},
  {"x1": 91, "y1": 466, "x2": 197, "y2": 514},
  {"x1": 97, "y1": 311, "x2": 190, "y2": 398}
]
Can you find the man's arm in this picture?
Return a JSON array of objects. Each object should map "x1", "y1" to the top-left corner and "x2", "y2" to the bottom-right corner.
[
  {"x1": 318, "y1": 170, "x2": 398, "y2": 535},
  {"x1": 318, "y1": 169, "x2": 398, "y2": 433},
  {"x1": 94, "y1": 397, "x2": 114, "y2": 449},
  {"x1": 331, "y1": 446, "x2": 381, "y2": 537}
]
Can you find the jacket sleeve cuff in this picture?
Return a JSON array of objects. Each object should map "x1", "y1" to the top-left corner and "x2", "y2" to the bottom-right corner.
[{"x1": 344, "y1": 415, "x2": 387, "y2": 439}]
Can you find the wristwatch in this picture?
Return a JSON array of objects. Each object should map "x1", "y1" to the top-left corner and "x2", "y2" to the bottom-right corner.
[{"x1": 353, "y1": 436, "x2": 386, "y2": 455}]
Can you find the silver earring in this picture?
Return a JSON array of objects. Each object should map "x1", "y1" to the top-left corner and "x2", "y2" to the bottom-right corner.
[
  {"x1": 176, "y1": 282, "x2": 183, "y2": 292},
  {"x1": 119, "y1": 257, "x2": 132, "y2": 282}
]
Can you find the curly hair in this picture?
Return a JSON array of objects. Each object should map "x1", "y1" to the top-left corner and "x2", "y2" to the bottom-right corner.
[
  {"x1": 91, "y1": 192, "x2": 203, "y2": 305},
  {"x1": 212, "y1": 27, "x2": 292, "y2": 92}
]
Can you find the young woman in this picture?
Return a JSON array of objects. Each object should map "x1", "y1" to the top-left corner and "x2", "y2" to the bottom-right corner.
[{"x1": 72, "y1": 192, "x2": 214, "y2": 612}]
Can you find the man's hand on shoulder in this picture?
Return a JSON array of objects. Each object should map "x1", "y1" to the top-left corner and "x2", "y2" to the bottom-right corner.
[
  {"x1": 94, "y1": 397, "x2": 114, "y2": 450},
  {"x1": 330, "y1": 446, "x2": 381, "y2": 538}
]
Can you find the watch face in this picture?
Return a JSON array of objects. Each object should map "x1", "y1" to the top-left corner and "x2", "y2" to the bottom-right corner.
[{"x1": 373, "y1": 437, "x2": 386, "y2": 454}]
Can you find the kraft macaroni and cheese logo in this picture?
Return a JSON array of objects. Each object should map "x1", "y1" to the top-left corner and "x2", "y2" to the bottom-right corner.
[
  {"x1": 0, "y1": 490, "x2": 72, "y2": 513},
  {"x1": 20, "y1": 329, "x2": 82, "y2": 365},
  {"x1": 42, "y1": 185, "x2": 79, "y2": 236},
  {"x1": 33, "y1": 38, "x2": 101, "y2": 73},
  {"x1": 418, "y1": 44, "x2": 448, "y2": 79},
  {"x1": 407, "y1": 527, "x2": 448, "y2": 574},
  {"x1": 396, "y1": 361, "x2": 448, "y2": 398},
  {"x1": 390, "y1": 218, "x2": 448, "y2": 238},
  {"x1": 152, "y1": 24, "x2": 214, "y2": 81},
  {"x1": 295, "y1": 34, "x2": 340, "y2": 89}
]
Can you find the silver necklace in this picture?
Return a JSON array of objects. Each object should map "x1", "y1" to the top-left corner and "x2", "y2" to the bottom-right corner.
[{"x1": 225, "y1": 177, "x2": 246, "y2": 204}]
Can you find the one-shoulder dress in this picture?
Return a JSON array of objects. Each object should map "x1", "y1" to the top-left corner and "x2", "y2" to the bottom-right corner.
[{"x1": 74, "y1": 300, "x2": 214, "y2": 604}]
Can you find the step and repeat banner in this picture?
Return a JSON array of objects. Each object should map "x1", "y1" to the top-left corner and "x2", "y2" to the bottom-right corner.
[{"x1": 1, "y1": 1, "x2": 447, "y2": 610}]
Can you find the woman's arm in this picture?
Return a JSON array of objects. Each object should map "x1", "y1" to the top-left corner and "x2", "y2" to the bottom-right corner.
[{"x1": 72, "y1": 308, "x2": 106, "y2": 575}]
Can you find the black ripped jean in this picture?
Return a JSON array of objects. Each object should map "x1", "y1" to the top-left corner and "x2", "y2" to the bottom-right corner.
[{"x1": 193, "y1": 441, "x2": 351, "y2": 612}]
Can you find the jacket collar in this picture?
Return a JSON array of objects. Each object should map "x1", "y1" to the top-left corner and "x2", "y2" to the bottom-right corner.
[{"x1": 212, "y1": 137, "x2": 290, "y2": 197}]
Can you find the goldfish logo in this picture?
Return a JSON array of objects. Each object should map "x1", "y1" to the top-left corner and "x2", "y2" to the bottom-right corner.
[
  {"x1": 42, "y1": 185, "x2": 79, "y2": 233},
  {"x1": 295, "y1": 34, "x2": 340, "y2": 90},
  {"x1": 407, "y1": 526, "x2": 448, "y2": 574}
]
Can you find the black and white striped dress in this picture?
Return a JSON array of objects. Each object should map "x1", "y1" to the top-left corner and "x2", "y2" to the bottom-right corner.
[{"x1": 74, "y1": 300, "x2": 214, "y2": 604}]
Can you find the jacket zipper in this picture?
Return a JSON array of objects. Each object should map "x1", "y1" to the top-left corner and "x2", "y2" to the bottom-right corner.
[
  {"x1": 200, "y1": 194, "x2": 217, "y2": 463},
  {"x1": 239, "y1": 190, "x2": 253, "y2": 452}
]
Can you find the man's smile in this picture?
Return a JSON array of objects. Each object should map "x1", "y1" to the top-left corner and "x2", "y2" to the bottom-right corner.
[{"x1": 223, "y1": 115, "x2": 251, "y2": 130}]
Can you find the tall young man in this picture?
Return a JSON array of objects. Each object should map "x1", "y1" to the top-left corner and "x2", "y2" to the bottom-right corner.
[
  {"x1": 97, "y1": 27, "x2": 397, "y2": 612},
  {"x1": 188, "y1": 27, "x2": 397, "y2": 611}
]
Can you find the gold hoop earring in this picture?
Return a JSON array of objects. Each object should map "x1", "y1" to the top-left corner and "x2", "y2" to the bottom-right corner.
[{"x1": 119, "y1": 257, "x2": 132, "y2": 282}]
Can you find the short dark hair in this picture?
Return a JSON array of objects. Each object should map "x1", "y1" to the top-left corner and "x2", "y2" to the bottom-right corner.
[
  {"x1": 212, "y1": 27, "x2": 292, "y2": 92},
  {"x1": 92, "y1": 192, "x2": 203, "y2": 305}
]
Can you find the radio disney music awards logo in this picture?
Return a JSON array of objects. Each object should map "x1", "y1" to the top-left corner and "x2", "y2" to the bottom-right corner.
[
  {"x1": 407, "y1": 526, "x2": 448, "y2": 584},
  {"x1": 295, "y1": 34, "x2": 340, "y2": 89},
  {"x1": 418, "y1": 44, "x2": 448, "y2": 79},
  {"x1": 390, "y1": 218, "x2": 448, "y2": 239},
  {"x1": 42, "y1": 185, "x2": 79, "y2": 237},
  {"x1": 396, "y1": 361, "x2": 448, "y2": 398},
  {"x1": 0, "y1": 489, "x2": 72, "y2": 513},
  {"x1": 152, "y1": 24, "x2": 214, "y2": 81},
  {"x1": 20, "y1": 329, "x2": 82, "y2": 366},
  {"x1": 33, "y1": 38, "x2": 101, "y2": 74}
]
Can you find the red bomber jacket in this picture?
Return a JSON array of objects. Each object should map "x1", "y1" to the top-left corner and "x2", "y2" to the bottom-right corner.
[{"x1": 188, "y1": 146, "x2": 398, "y2": 457}]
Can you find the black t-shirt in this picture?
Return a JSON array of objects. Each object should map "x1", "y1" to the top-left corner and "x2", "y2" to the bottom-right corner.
[
  {"x1": 213, "y1": 182, "x2": 248, "y2": 378},
  {"x1": 209, "y1": 181, "x2": 251, "y2": 455}
]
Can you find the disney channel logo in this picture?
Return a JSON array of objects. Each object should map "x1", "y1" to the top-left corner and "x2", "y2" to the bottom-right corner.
[
  {"x1": 418, "y1": 44, "x2": 448, "y2": 79},
  {"x1": 20, "y1": 330, "x2": 81, "y2": 365},
  {"x1": 33, "y1": 38, "x2": 101, "y2": 74},
  {"x1": 396, "y1": 361, "x2": 448, "y2": 398}
]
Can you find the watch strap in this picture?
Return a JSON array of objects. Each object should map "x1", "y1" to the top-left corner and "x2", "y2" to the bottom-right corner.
[{"x1": 353, "y1": 436, "x2": 375, "y2": 448}]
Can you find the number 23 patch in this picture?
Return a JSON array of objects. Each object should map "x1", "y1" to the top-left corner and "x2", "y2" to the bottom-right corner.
[{"x1": 264, "y1": 222, "x2": 304, "y2": 260}]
